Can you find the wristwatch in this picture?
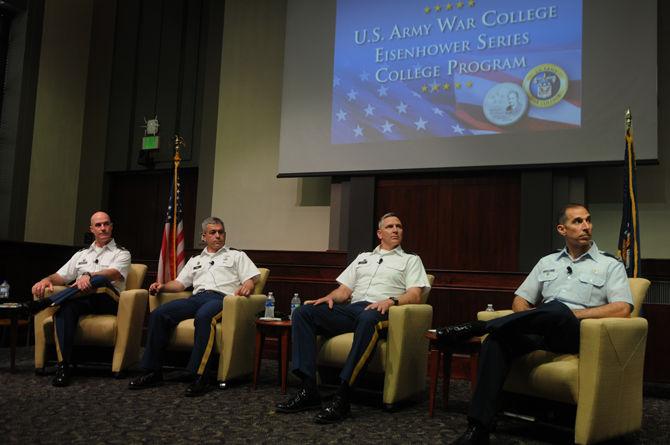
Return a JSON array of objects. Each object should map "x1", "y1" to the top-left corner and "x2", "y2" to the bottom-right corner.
[
  {"x1": 389, "y1": 297, "x2": 399, "y2": 306},
  {"x1": 82, "y1": 272, "x2": 92, "y2": 278}
]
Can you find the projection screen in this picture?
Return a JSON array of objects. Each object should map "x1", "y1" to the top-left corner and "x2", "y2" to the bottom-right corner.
[{"x1": 278, "y1": 0, "x2": 657, "y2": 176}]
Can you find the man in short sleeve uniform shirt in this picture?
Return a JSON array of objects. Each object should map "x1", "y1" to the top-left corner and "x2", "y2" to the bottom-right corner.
[
  {"x1": 129, "y1": 216, "x2": 260, "y2": 397},
  {"x1": 276, "y1": 212, "x2": 431, "y2": 424},
  {"x1": 29, "y1": 211, "x2": 131, "y2": 387},
  {"x1": 438, "y1": 204, "x2": 634, "y2": 445}
]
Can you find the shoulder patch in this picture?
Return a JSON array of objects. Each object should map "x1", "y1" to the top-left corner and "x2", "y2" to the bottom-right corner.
[
  {"x1": 229, "y1": 247, "x2": 239, "y2": 251},
  {"x1": 403, "y1": 250, "x2": 417, "y2": 256},
  {"x1": 116, "y1": 245, "x2": 128, "y2": 251},
  {"x1": 77, "y1": 247, "x2": 87, "y2": 252}
]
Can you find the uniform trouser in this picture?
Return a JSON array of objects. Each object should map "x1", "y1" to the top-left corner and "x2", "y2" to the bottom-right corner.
[
  {"x1": 52, "y1": 276, "x2": 118, "y2": 363},
  {"x1": 290, "y1": 301, "x2": 388, "y2": 386},
  {"x1": 468, "y1": 300, "x2": 581, "y2": 429},
  {"x1": 140, "y1": 290, "x2": 223, "y2": 375}
]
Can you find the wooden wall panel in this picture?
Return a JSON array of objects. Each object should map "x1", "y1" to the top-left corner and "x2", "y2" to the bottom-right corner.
[
  {"x1": 107, "y1": 167, "x2": 198, "y2": 260},
  {"x1": 376, "y1": 173, "x2": 520, "y2": 272}
]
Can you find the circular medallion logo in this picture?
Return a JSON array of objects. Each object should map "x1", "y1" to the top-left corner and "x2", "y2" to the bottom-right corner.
[
  {"x1": 522, "y1": 64, "x2": 569, "y2": 108},
  {"x1": 482, "y1": 82, "x2": 528, "y2": 126}
]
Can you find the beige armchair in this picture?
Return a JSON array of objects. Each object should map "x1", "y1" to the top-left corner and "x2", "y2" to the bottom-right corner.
[
  {"x1": 34, "y1": 263, "x2": 149, "y2": 376},
  {"x1": 148, "y1": 268, "x2": 269, "y2": 383},
  {"x1": 477, "y1": 277, "x2": 651, "y2": 445},
  {"x1": 316, "y1": 275, "x2": 435, "y2": 408}
]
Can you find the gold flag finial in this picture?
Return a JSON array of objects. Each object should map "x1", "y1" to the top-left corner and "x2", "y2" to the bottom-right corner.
[
  {"x1": 625, "y1": 109, "x2": 632, "y2": 130},
  {"x1": 173, "y1": 135, "x2": 185, "y2": 163}
]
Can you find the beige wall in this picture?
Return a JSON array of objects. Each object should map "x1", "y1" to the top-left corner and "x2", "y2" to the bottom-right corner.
[
  {"x1": 24, "y1": 0, "x2": 93, "y2": 244},
  {"x1": 211, "y1": 0, "x2": 330, "y2": 250}
]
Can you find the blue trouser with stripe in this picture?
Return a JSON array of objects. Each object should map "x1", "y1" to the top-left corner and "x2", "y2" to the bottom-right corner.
[
  {"x1": 290, "y1": 301, "x2": 388, "y2": 385},
  {"x1": 51, "y1": 275, "x2": 118, "y2": 363},
  {"x1": 468, "y1": 300, "x2": 581, "y2": 429},
  {"x1": 140, "y1": 290, "x2": 223, "y2": 375}
]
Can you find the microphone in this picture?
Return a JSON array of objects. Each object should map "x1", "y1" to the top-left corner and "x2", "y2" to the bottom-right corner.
[
  {"x1": 378, "y1": 258, "x2": 383, "y2": 264},
  {"x1": 210, "y1": 261, "x2": 214, "y2": 266},
  {"x1": 567, "y1": 266, "x2": 572, "y2": 275},
  {"x1": 94, "y1": 259, "x2": 99, "y2": 264}
]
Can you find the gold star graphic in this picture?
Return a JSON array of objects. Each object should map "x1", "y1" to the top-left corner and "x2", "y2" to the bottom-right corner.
[
  {"x1": 446, "y1": 3, "x2": 453, "y2": 11},
  {"x1": 466, "y1": 81, "x2": 473, "y2": 88},
  {"x1": 424, "y1": 6, "x2": 431, "y2": 14},
  {"x1": 432, "y1": 84, "x2": 439, "y2": 92},
  {"x1": 456, "y1": 1, "x2": 464, "y2": 9},
  {"x1": 421, "y1": 85, "x2": 429, "y2": 93},
  {"x1": 443, "y1": 82, "x2": 451, "y2": 90},
  {"x1": 468, "y1": 0, "x2": 475, "y2": 7},
  {"x1": 455, "y1": 82, "x2": 462, "y2": 89},
  {"x1": 435, "y1": 5, "x2": 442, "y2": 12}
]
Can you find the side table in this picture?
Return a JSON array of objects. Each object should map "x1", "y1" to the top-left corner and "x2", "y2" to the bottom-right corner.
[
  {"x1": 425, "y1": 330, "x2": 482, "y2": 416},
  {"x1": 0, "y1": 302, "x2": 29, "y2": 373},
  {"x1": 252, "y1": 319, "x2": 291, "y2": 394}
]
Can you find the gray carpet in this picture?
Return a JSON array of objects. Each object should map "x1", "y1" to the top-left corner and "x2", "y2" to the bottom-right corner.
[{"x1": 0, "y1": 347, "x2": 668, "y2": 444}]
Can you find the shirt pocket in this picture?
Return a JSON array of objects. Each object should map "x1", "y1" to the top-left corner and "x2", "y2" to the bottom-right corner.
[
  {"x1": 538, "y1": 268, "x2": 559, "y2": 295},
  {"x1": 578, "y1": 270, "x2": 606, "y2": 306}
]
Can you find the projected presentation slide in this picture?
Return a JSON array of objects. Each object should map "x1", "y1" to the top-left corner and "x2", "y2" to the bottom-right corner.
[{"x1": 331, "y1": 0, "x2": 582, "y2": 144}]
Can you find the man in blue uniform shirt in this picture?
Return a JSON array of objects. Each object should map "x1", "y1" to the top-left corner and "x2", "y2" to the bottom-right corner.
[
  {"x1": 276, "y1": 212, "x2": 431, "y2": 424},
  {"x1": 438, "y1": 203, "x2": 633, "y2": 445}
]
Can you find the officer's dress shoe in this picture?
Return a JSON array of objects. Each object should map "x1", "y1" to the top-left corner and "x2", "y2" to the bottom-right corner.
[
  {"x1": 313, "y1": 394, "x2": 350, "y2": 424},
  {"x1": 437, "y1": 321, "x2": 487, "y2": 345},
  {"x1": 452, "y1": 423, "x2": 490, "y2": 445},
  {"x1": 52, "y1": 362, "x2": 71, "y2": 387},
  {"x1": 128, "y1": 371, "x2": 163, "y2": 390},
  {"x1": 276, "y1": 387, "x2": 321, "y2": 413},
  {"x1": 184, "y1": 374, "x2": 212, "y2": 397}
]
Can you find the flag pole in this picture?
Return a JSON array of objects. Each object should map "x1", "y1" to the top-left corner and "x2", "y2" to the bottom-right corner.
[
  {"x1": 171, "y1": 135, "x2": 184, "y2": 278},
  {"x1": 624, "y1": 110, "x2": 639, "y2": 277}
]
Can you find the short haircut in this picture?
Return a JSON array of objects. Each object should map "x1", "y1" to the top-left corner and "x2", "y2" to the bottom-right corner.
[
  {"x1": 557, "y1": 203, "x2": 589, "y2": 225},
  {"x1": 201, "y1": 217, "x2": 225, "y2": 233},
  {"x1": 378, "y1": 212, "x2": 399, "y2": 229}
]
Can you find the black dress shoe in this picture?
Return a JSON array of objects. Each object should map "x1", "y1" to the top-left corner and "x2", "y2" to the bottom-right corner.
[
  {"x1": 128, "y1": 371, "x2": 163, "y2": 390},
  {"x1": 22, "y1": 298, "x2": 52, "y2": 315},
  {"x1": 184, "y1": 375, "x2": 212, "y2": 397},
  {"x1": 452, "y1": 423, "x2": 489, "y2": 445},
  {"x1": 52, "y1": 362, "x2": 70, "y2": 387},
  {"x1": 313, "y1": 394, "x2": 350, "y2": 424},
  {"x1": 276, "y1": 387, "x2": 321, "y2": 413},
  {"x1": 437, "y1": 321, "x2": 487, "y2": 345}
]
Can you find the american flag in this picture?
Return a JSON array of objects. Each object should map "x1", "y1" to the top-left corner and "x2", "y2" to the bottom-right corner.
[{"x1": 157, "y1": 155, "x2": 185, "y2": 283}]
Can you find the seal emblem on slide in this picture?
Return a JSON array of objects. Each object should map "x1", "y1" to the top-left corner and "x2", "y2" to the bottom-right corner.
[{"x1": 523, "y1": 63, "x2": 569, "y2": 108}]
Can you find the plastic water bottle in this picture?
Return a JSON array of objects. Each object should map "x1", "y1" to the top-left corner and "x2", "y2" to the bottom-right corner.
[
  {"x1": 485, "y1": 304, "x2": 494, "y2": 312},
  {"x1": 0, "y1": 280, "x2": 9, "y2": 300},
  {"x1": 264, "y1": 292, "x2": 275, "y2": 318},
  {"x1": 290, "y1": 293, "x2": 301, "y2": 319}
]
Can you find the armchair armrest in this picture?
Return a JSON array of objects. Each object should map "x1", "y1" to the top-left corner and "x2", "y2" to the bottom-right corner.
[
  {"x1": 575, "y1": 317, "x2": 648, "y2": 444},
  {"x1": 477, "y1": 309, "x2": 514, "y2": 322},
  {"x1": 218, "y1": 294, "x2": 267, "y2": 381},
  {"x1": 149, "y1": 291, "x2": 191, "y2": 312},
  {"x1": 112, "y1": 288, "x2": 149, "y2": 372},
  {"x1": 383, "y1": 303, "x2": 433, "y2": 404}
]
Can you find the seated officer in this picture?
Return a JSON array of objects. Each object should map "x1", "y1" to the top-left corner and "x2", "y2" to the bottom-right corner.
[
  {"x1": 276, "y1": 212, "x2": 431, "y2": 423},
  {"x1": 128, "y1": 216, "x2": 259, "y2": 397},
  {"x1": 28, "y1": 211, "x2": 131, "y2": 387},
  {"x1": 437, "y1": 203, "x2": 633, "y2": 445}
]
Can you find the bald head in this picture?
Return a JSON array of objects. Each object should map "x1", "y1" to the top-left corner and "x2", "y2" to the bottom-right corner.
[{"x1": 89, "y1": 211, "x2": 113, "y2": 247}]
